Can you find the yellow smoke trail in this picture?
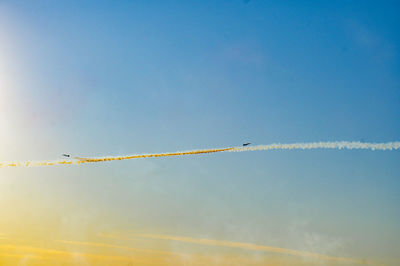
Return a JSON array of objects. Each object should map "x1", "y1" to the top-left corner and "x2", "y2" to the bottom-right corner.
[{"x1": 0, "y1": 141, "x2": 399, "y2": 168}]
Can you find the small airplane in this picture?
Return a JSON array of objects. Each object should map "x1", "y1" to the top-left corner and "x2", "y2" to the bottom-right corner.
[
  {"x1": 242, "y1": 143, "x2": 251, "y2": 146},
  {"x1": 62, "y1": 154, "x2": 70, "y2": 157}
]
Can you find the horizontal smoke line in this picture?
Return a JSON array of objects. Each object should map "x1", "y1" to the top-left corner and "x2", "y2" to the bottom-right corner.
[{"x1": 1, "y1": 141, "x2": 399, "y2": 168}]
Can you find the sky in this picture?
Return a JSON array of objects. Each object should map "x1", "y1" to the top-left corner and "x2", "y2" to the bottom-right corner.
[{"x1": 0, "y1": 0, "x2": 399, "y2": 265}]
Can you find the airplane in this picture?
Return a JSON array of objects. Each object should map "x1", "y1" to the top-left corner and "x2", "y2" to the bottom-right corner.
[
  {"x1": 62, "y1": 154, "x2": 70, "y2": 157},
  {"x1": 242, "y1": 143, "x2": 251, "y2": 146}
]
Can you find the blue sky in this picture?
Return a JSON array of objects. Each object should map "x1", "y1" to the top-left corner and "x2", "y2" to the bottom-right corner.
[{"x1": 0, "y1": 0, "x2": 399, "y2": 265}]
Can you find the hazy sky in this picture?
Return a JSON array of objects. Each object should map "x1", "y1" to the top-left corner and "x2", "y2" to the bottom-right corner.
[{"x1": 1, "y1": 1, "x2": 399, "y2": 265}]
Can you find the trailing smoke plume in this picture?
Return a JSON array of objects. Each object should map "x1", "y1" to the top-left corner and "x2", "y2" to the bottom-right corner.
[{"x1": 1, "y1": 141, "x2": 399, "y2": 168}]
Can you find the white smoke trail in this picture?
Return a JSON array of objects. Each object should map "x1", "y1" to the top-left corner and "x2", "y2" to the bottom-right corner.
[
  {"x1": 0, "y1": 141, "x2": 399, "y2": 168},
  {"x1": 229, "y1": 141, "x2": 400, "y2": 152}
]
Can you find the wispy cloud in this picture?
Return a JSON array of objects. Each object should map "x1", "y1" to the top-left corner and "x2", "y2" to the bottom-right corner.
[
  {"x1": 0, "y1": 233, "x2": 7, "y2": 241},
  {"x1": 0, "y1": 236, "x2": 379, "y2": 266},
  {"x1": 56, "y1": 239, "x2": 179, "y2": 256},
  {"x1": 137, "y1": 234, "x2": 371, "y2": 265},
  {"x1": 0, "y1": 252, "x2": 47, "y2": 260},
  {"x1": 0, "y1": 244, "x2": 139, "y2": 263}
]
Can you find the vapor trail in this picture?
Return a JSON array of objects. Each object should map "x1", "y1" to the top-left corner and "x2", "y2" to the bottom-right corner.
[{"x1": 0, "y1": 141, "x2": 399, "y2": 168}]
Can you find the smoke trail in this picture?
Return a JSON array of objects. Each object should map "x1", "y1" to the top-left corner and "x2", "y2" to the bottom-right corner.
[
  {"x1": 0, "y1": 141, "x2": 399, "y2": 168},
  {"x1": 229, "y1": 141, "x2": 400, "y2": 152}
]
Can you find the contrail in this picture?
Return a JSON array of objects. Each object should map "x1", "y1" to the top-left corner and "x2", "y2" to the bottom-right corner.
[{"x1": 0, "y1": 141, "x2": 399, "y2": 168}]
